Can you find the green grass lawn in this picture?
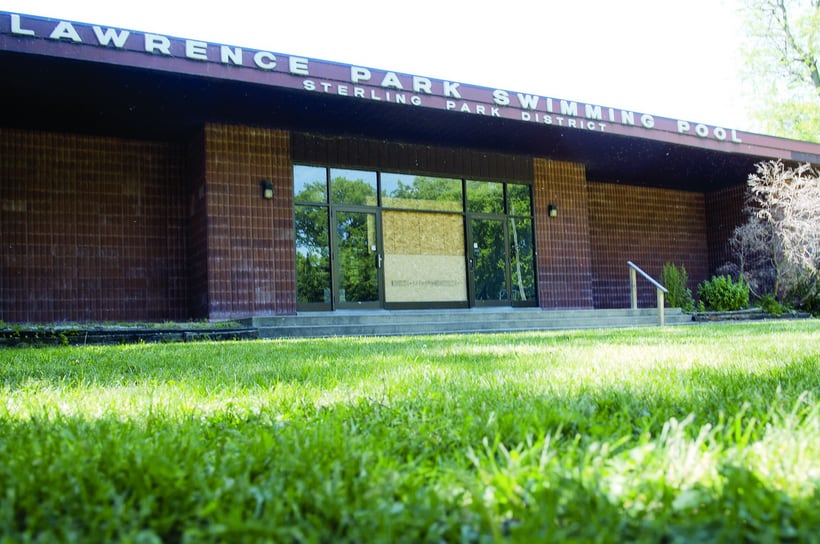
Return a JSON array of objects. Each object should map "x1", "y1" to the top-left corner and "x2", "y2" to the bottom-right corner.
[{"x1": 1, "y1": 321, "x2": 819, "y2": 543}]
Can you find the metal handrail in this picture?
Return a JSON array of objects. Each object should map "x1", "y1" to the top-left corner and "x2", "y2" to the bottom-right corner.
[{"x1": 627, "y1": 261, "x2": 668, "y2": 326}]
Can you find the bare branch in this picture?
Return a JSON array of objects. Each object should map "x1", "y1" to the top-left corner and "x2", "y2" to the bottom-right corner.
[
  {"x1": 773, "y1": 0, "x2": 820, "y2": 94},
  {"x1": 732, "y1": 160, "x2": 820, "y2": 301}
]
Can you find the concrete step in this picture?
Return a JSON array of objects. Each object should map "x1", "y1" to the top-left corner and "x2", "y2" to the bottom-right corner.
[{"x1": 243, "y1": 308, "x2": 692, "y2": 338}]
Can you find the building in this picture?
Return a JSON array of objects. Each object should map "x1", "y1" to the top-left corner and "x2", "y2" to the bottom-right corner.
[{"x1": 2, "y1": 11, "x2": 819, "y2": 324}]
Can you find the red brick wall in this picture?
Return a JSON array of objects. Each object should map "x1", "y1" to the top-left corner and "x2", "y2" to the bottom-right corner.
[
  {"x1": 705, "y1": 184, "x2": 746, "y2": 275},
  {"x1": 587, "y1": 183, "x2": 709, "y2": 309},
  {"x1": 198, "y1": 124, "x2": 295, "y2": 319},
  {"x1": 0, "y1": 129, "x2": 189, "y2": 322},
  {"x1": 533, "y1": 158, "x2": 594, "y2": 309}
]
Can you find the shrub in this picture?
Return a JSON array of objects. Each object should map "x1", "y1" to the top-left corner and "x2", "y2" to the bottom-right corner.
[
  {"x1": 786, "y1": 274, "x2": 820, "y2": 316},
  {"x1": 758, "y1": 294, "x2": 785, "y2": 316},
  {"x1": 661, "y1": 262, "x2": 695, "y2": 312},
  {"x1": 697, "y1": 275, "x2": 750, "y2": 311}
]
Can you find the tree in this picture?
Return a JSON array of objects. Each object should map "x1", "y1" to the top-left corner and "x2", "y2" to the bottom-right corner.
[
  {"x1": 738, "y1": 0, "x2": 819, "y2": 141},
  {"x1": 728, "y1": 160, "x2": 820, "y2": 308}
]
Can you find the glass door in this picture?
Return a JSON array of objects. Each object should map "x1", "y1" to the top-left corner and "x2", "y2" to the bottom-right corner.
[
  {"x1": 468, "y1": 216, "x2": 536, "y2": 307},
  {"x1": 468, "y1": 217, "x2": 509, "y2": 306},
  {"x1": 332, "y1": 208, "x2": 383, "y2": 309}
]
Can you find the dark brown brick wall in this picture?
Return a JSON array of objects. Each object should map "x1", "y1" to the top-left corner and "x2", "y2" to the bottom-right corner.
[
  {"x1": 187, "y1": 130, "x2": 210, "y2": 318},
  {"x1": 0, "y1": 129, "x2": 189, "y2": 322},
  {"x1": 588, "y1": 183, "x2": 709, "y2": 309},
  {"x1": 2, "y1": 124, "x2": 729, "y2": 322},
  {"x1": 533, "y1": 158, "x2": 594, "y2": 309},
  {"x1": 292, "y1": 133, "x2": 533, "y2": 182},
  {"x1": 199, "y1": 124, "x2": 295, "y2": 319},
  {"x1": 705, "y1": 184, "x2": 746, "y2": 275}
]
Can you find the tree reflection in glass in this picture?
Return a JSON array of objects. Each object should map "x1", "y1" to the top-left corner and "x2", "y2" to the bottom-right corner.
[
  {"x1": 294, "y1": 204, "x2": 330, "y2": 304},
  {"x1": 472, "y1": 218, "x2": 507, "y2": 302},
  {"x1": 510, "y1": 217, "x2": 534, "y2": 301},
  {"x1": 381, "y1": 174, "x2": 463, "y2": 211},
  {"x1": 330, "y1": 169, "x2": 377, "y2": 206},
  {"x1": 336, "y1": 211, "x2": 378, "y2": 304},
  {"x1": 508, "y1": 184, "x2": 534, "y2": 302}
]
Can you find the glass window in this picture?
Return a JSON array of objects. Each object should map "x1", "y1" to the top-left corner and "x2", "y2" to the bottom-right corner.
[
  {"x1": 466, "y1": 180, "x2": 504, "y2": 214},
  {"x1": 294, "y1": 204, "x2": 331, "y2": 305},
  {"x1": 507, "y1": 184, "x2": 532, "y2": 216},
  {"x1": 294, "y1": 165, "x2": 327, "y2": 203},
  {"x1": 381, "y1": 173, "x2": 463, "y2": 212},
  {"x1": 509, "y1": 217, "x2": 535, "y2": 302},
  {"x1": 330, "y1": 168, "x2": 377, "y2": 206}
]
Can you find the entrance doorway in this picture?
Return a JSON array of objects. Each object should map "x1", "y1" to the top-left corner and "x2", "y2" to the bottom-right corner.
[
  {"x1": 468, "y1": 216, "x2": 535, "y2": 306},
  {"x1": 293, "y1": 165, "x2": 536, "y2": 311},
  {"x1": 469, "y1": 217, "x2": 507, "y2": 305},
  {"x1": 333, "y1": 208, "x2": 382, "y2": 309}
]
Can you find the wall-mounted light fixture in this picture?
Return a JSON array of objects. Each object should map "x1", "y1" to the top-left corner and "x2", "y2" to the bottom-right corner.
[
  {"x1": 548, "y1": 204, "x2": 558, "y2": 218},
  {"x1": 261, "y1": 179, "x2": 274, "y2": 200}
]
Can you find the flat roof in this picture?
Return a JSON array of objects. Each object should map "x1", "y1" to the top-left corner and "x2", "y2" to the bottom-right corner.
[{"x1": 2, "y1": 11, "x2": 818, "y2": 190}]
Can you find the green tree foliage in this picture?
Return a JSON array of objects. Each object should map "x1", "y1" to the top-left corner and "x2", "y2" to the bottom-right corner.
[{"x1": 738, "y1": 0, "x2": 819, "y2": 141}]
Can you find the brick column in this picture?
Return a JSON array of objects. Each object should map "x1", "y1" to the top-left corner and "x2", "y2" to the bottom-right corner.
[
  {"x1": 533, "y1": 158, "x2": 594, "y2": 309},
  {"x1": 197, "y1": 124, "x2": 295, "y2": 319}
]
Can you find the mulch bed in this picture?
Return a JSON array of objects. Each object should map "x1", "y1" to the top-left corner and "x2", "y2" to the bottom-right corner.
[
  {"x1": 0, "y1": 324, "x2": 258, "y2": 347},
  {"x1": 692, "y1": 308, "x2": 812, "y2": 322}
]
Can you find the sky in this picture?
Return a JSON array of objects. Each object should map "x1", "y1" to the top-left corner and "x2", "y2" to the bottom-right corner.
[{"x1": 0, "y1": 0, "x2": 758, "y2": 132}]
